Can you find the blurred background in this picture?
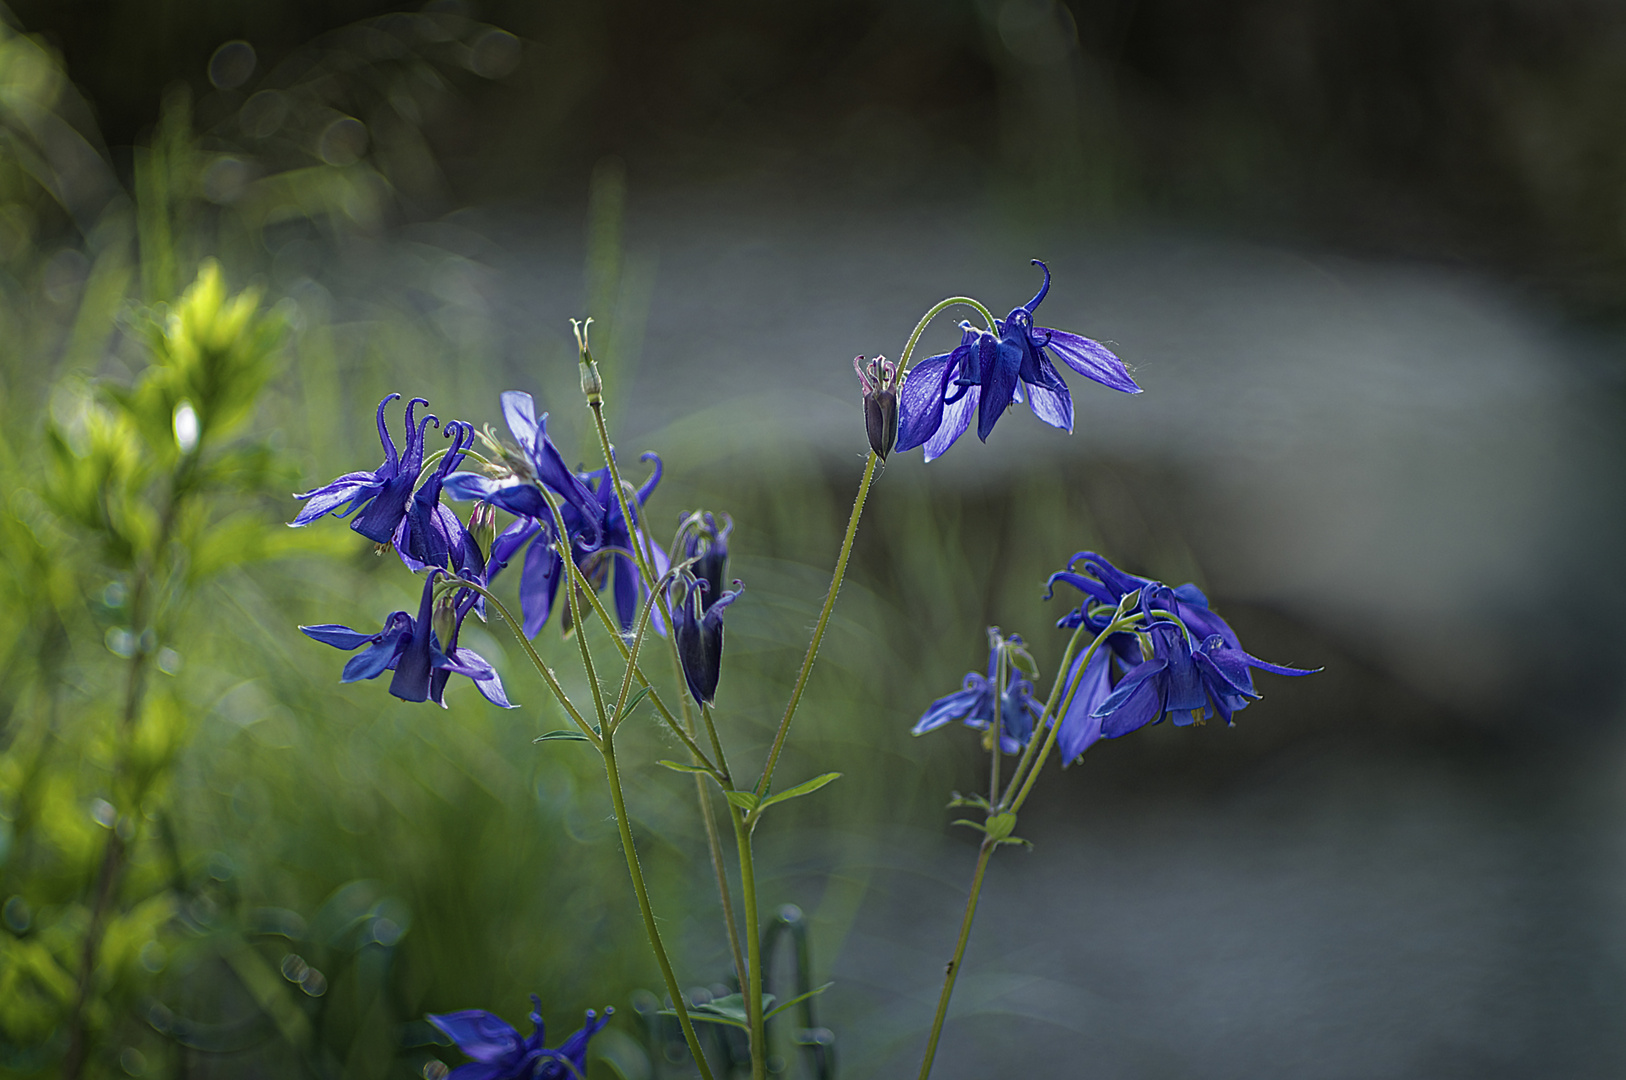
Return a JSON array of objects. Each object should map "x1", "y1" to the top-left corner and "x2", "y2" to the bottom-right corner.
[{"x1": 0, "y1": 1, "x2": 1623, "y2": 1077}]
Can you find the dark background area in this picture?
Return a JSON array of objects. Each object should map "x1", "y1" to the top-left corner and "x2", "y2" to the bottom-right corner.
[{"x1": 23, "y1": 0, "x2": 1626, "y2": 310}]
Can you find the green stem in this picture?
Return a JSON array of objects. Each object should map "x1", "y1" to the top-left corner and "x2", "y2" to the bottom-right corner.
[
  {"x1": 569, "y1": 567, "x2": 716, "y2": 772},
  {"x1": 897, "y1": 297, "x2": 1000, "y2": 374},
  {"x1": 998, "y1": 621, "x2": 1091, "y2": 811},
  {"x1": 699, "y1": 772, "x2": 748, "y2": 992},
  {"x1": 586, "y1": 394, "x2": 746, "y2": 1003},
  {"x1": 754, "y1": 451, "x2": 876, "y2": 799},
  {"x1": 731, "y1": 806, "x2": 767, "y2": 1080},
  {"x1": 916, "y1": 838, "x2": 996, "y2": 1080},
  {"x1": 1006, "y1": 617, "x2": 1136, "y2": 816},
  {"x1": 753, "y1": 292, "x2": 987, "y2": 799},
  {"x1": 589, "y1": 399, "x2": 727, "y2": 780},
  {"x1": 601, "y1": 735, "x2": 717, "y2": 1080}
]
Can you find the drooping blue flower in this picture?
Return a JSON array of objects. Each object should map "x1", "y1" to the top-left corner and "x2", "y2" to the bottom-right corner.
[
  {"x1": 672, "y1": 571, "x2": 742, "y2": 706},
  {"x1": 912, "y1": 631, "x2": 1043, "y2": 754},
  {"x1": 428, "y1": 996, "x2": 611, "y2": 1080},
  {"x1": 895, "y1": 261, "x2": 1141, "y2": 460},
  {"x1": 289, "y1": 394, "x2": 437, "y2": 542},
  {"x1": 1044, "y1": 553, "x2": 1316, "y2": 759},
  {"x1": 300, "y1": 570, "x2": 513, "y2": 709}
]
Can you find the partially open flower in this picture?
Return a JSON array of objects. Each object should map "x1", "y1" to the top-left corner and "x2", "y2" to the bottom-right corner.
[{"x1": 854, "y1": 354, "x2": 900, "y2": 460}]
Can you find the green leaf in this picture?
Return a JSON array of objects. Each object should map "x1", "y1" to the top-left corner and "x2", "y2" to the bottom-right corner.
[
  {"x1": 757, "y1": 772, "x2": 842, "y2": 813},
  {"x1": 946, "y1": 791, "x2": 991, "y2": 811},
  {"x1": 724, "y1": 790, "x2": 760, "y2": 812},
  {"x1": 534, "y1": 725, "x2": 599, "y2": 743},
  {"x1": 614, "y1": 685, "x2": 651, "y2": 718},
  {"x1": 657, "y1": 992, "x2": 775, "y2": 1030},
  {"x1": 949, "y1": 818, "x2": 986, "y2": 834},
  {"x1": 656, "y1": 759, "x2": 712, "y2": 775},
  {"x1": 763, "y1": 982, "x2": 834, "y2": 1022}
]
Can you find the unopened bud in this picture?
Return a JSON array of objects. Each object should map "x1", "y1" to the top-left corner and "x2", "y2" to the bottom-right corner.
[
  {"x1": 468, "y1": 502, "x2": 497, "y2": 559},
  {"x1": 572, "y1": 317, "x2": 603, "y2": 404},
  {"x1": 432, "y1": 594, "x2": 458, "y2": 648}
]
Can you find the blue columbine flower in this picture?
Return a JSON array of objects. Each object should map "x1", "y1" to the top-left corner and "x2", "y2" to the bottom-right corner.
[
  {"x1": 895, "y1": 261, "x2": 1141, "y2": 460},
  {"x1": 428, "y1": 996, "x2": 611, "y2": 1080},
  {"x1": 300, "y1": 570, "x2": 513, "y2": 708},
  {"x1": 290, "y1": 394, "x2": 437, "y2": 542},
  {"x1": 1046, "y1": 553, "x2": 1316, "y2": 761},
  {"x1": 672, "y1": 570, "x2": 743, "y2": 706},
  {"x1": 912, "y1": 631, "x2": 1043, "y2": 754}
]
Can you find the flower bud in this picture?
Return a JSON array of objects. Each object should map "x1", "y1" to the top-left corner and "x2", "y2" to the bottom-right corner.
[
  {"x1": 467, "y1": 501, "x2": 497, "y2": 560},
  {"x1": 853, "y1": 355, "x2": 900, "y2": 460},
  {"x1": 432, "y1": 593, "x2": 458, "y2": 649},
  {"x1": 572, "y1": 317, "x2": 603, "y2": 404}
]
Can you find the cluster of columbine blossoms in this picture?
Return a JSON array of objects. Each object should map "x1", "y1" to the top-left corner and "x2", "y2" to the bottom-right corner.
[{"x1": 286, "y1": 263, "x2": 1316, "y2": 1080}]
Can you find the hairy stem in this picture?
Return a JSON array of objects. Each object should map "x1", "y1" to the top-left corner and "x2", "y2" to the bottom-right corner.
[
  {"x1": 916, "y1": 838, "x2": 996, "y2": 1080},
  {"x1": 601, "y1": 736, "x2": 717, "y2": 1080}
]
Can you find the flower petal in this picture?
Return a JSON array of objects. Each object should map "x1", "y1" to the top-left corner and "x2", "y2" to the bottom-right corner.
[
  {"x1": 428, "y1": 1011, "x2": 523, "y2": 1064},
  {"x1": 895, "y1": 351, "x2": 955, "y2": 453},
  {"x1": 519, "y1": 538, "x2": 563, "y2": 638},
  {"x1": 924, "y1": 383, "x2": 977, "y2": 462},
  {"x1": 911, "y1": 684, "x2": 986, "y2": 735},
  {"x1": 500, "y1": 390, "x2": 541, "y2": 454},
  {"x1": 300, "y1": 623, "x2": 380, "y2": 650},
  {"x1": 1057, "y1": 646, "x2": 1113, "y2": 764},
  {"x1": 289, "y1": 474, "x2": 382, "y2": 526},
  {"x1": 1039, "y1": 328, "x2": 1141, "y2": 394},
  {"x1": 977, "y1": 336, "x2": 1021, "y2": 441}
]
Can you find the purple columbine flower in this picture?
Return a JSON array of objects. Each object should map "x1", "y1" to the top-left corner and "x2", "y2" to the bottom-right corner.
[
  {"x1": 299, "y1": 570, "x2": 513, "y2": 709},
  {"x1": 475, "y1": 445, "x2": 667, "y2": 637},
  {"x1": 395, "y1": 421, "x2": 483, "y2": 577},
  {"x1": 1045, "y1": 553, "x2": 1316, "y2": 762},
  {"x1": 672, "y1": 571, "x2": 743, "y2": 706},
  {"x1": 428, "y1": 996, "x2": 611, "y2": 1080},
  {"x1": 289, "y1": 394, "x2": 437, "y2": 542},
  {"x1": 912, "y1": 631, "x2": 1043, "y2": 754},
  {"x1": 896, "y1": 261, "x2": 1141, "y2": 460}
]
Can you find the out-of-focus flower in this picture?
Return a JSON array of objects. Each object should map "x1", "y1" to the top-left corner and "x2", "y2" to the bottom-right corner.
[
  {"x1": 672, "y1": 572, "x2": 742, "y2": 706},
  {"x1": 911, "y1": 630, "x2": 1043, "y2": 754},
  {"x1": 289, "y1": 394, "x2": 436, "y2": 542},
  {"x1": 428, "y1": 997, "x2": 611, "y2": 1080},
  {"x1": 895, "y1": 261, "x2": 1141, "y2": 460},
  {"x1": 300, "y1": 571, "x2": 512, "y2": 708}
]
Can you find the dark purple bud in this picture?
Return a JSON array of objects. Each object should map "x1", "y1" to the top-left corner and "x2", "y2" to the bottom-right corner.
[
  {"x1": 672, "y1": 575, "x2": 743, "y2": 705},
  {"x1": 854, "y1": 355, "x2": 900, "y2": 460}
]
